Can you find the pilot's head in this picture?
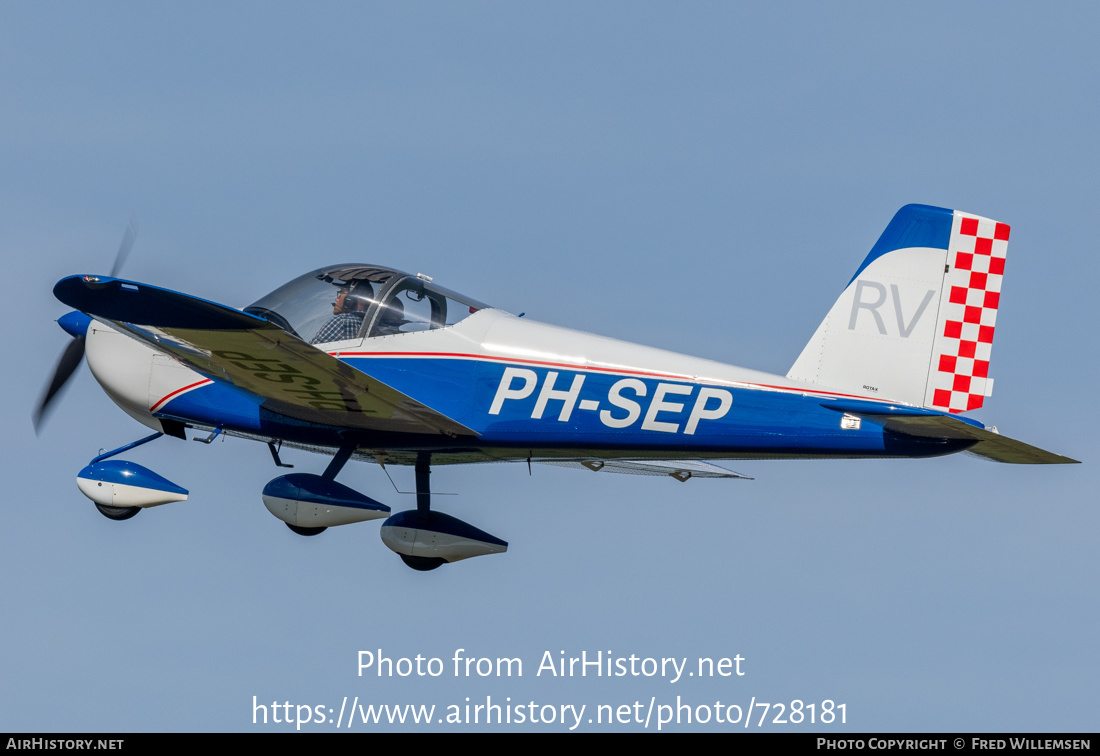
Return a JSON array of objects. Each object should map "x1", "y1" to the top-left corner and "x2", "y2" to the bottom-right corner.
[{"x1": 333, "y1": 280, "x2": 374, "y2": 315}]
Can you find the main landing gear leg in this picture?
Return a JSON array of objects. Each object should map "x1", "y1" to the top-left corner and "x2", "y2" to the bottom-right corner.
[
  {"x1": 416, "y1": 451, "x2": 431, "y2": 516},
  {"x1": 401, "y1": 452, "x2": 446, "y2": 572},
  {"x1": 323, "y1": 444, "x2": 356, "y2": 481}
]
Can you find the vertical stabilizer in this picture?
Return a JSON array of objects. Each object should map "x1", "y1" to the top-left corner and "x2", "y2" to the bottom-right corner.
[{"x1": 788, "y1": 205, "x2": 1009, "y2": 413}]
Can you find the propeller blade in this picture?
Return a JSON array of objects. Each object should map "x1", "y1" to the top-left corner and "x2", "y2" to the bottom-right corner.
[
  {"x1": 33, "y1": 334, "x2": 86, "y2": 434},
  {"x1": 36, "y1": 219, "x2": 135, "y2": 432},
  {"x1": 109, "y1": 218, "x2": 138, "y2": 278}
]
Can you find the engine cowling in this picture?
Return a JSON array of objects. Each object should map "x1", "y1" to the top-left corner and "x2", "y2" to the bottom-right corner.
[{"x1": 262, "y1": 474, "x2": 390, "y2": 529}]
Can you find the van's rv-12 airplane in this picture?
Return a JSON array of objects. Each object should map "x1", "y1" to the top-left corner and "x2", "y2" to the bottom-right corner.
[{"x1": 36, "y1": 204, "x2": 1077, "y2": 570}]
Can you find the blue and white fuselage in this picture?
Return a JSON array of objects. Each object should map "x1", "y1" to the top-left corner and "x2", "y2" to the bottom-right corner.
[{"x1": 84, "y1": 306, "x2": 970, "y2": 463}]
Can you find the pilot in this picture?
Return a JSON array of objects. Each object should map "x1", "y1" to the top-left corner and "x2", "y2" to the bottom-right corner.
[{"x1": 310, "y1": 280, "x2": 374, "y2": 344}]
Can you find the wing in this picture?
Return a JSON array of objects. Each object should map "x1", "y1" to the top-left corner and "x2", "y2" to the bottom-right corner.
[
  {"x1": 822, "y1": 401, "x2": 1078, "y2": 464},
  {"x1": 54, "y1": 275, "x2": 477, "y2": 438}
]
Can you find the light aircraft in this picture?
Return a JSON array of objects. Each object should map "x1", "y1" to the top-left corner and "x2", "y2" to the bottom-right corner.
[{"x1": 36, "y1": 204, "x2": 1077, "y2": 570}]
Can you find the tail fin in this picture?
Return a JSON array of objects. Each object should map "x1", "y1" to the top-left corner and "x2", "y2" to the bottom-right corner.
[{"x1": 788, "y1": 204, "x2": 1009, "y2": 413}]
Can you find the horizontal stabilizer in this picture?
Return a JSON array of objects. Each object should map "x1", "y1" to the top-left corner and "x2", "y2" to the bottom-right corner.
[
  {"x1": 536, "y1": 458, "x2": 752, "y2": 481},
  {"x1": 823, "y1": 403, "x2": 1078, "y2": 464}
]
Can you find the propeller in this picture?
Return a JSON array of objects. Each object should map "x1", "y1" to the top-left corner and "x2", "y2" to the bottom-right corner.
[
  {"x1": 109, "y1": 217, "x2": 137, "y2": 278},
  {"x1": 33, "y1": 218, "x2": 138, "y2": 434},
  {"x1": 33, "y1": 331, "x2": 86, "y2": 433}
]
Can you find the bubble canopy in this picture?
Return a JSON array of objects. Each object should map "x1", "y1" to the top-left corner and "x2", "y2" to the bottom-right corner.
[{"x1": 245, "y1": 264, "x2": 493, "y2": 345}]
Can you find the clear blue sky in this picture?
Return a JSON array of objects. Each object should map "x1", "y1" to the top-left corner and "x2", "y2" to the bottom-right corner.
[{"x1": 2, "y1": 2, "x2": 1095, "y2": 732}]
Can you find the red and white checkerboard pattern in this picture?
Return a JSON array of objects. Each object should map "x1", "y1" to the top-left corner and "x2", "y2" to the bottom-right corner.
[{"x1": 924, "y1": 214, "x2": 1009, "y2": 413}]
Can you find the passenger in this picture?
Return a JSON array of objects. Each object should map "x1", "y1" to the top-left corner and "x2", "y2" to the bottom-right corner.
[
  {"x1": 310, "y1": 280, "x2": 373, "y2": 344},
  {"x1": 372, "y1": 296, "x2": 405, "y2": 336}
]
